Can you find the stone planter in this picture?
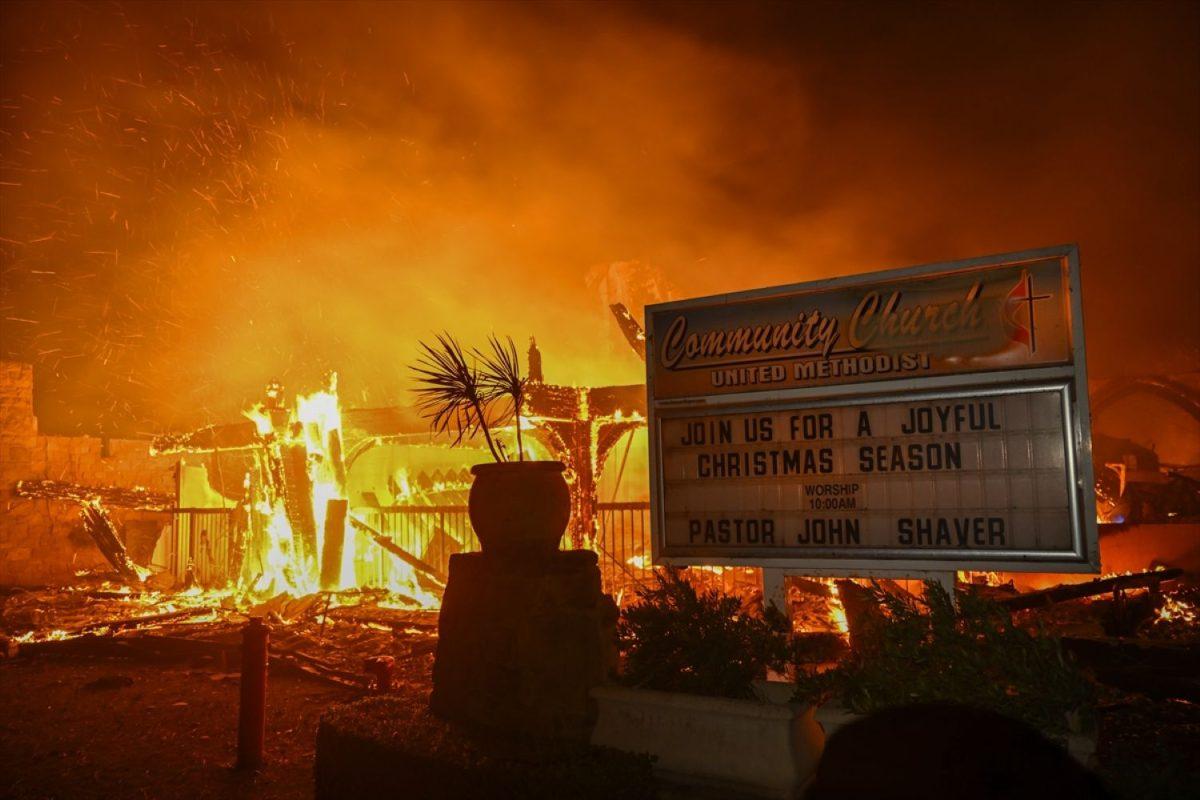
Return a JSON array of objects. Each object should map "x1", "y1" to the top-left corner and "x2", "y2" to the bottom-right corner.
[
  {"x1": 468, "y1": 460, "x2": 571, "y2": 555},
  {"x1": 590, "y1": 685, "x2": 823, "y2": 799},
  {"x1": 431, "y1": 550, "x2": 615, "y2": 742}
]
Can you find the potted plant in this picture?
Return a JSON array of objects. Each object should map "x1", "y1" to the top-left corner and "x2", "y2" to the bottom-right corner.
[
  {"x1": 410, "y1": 333, "x2": 570, "y2": 554},
  {"x1": 590, "y1": 569, "x2": 824, "y2": 799},
  {"x1": 793, "y1": 580, "x2": 1098, "y2": 764}
]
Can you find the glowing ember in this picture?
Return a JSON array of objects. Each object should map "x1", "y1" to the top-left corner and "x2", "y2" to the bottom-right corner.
[
  {"x1": 1156, "y1": 595, "x2": 1197, "y2": 626},
  {"x1": 625, "y1": 554, "x2": 651, "y2": 570}
]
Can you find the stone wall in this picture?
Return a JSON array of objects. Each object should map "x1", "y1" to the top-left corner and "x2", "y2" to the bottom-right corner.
[{"x1": 0, "y1": 361, "x2": 177, "y2": 585}]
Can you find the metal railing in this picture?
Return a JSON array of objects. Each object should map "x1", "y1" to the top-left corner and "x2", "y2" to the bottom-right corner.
[
  {"x1": 593, "y1": 502, "x2": 655, "y2": 602},
  {"x1": 364, "y1": 502, "x2": 656, "y2": 598},
  {"x1": 163, "y1": 502, "x2": 665, "y2": 598},
  {"x1": 162, "y1": 508, "x2": 237, "y2": 587},
  {"x1": 358, "y1": 505, "x2": 478, "y2": 586}
]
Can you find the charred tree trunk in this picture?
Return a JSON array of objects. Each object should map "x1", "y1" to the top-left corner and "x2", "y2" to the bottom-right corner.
[
  {"x1": 320, "y1": 499, "x2": 349, "y2": 591},
  {"x1": 79, "y1": 501, "x2": 142, "y2": 584}
]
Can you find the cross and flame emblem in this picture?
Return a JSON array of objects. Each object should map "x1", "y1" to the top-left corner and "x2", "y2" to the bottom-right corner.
[{"x1": 1005, "y1": 269, "x2": 1052, "y2": 353}]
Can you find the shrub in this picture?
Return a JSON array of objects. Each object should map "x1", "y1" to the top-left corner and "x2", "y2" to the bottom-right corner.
[
  {"x1": 794, "y1": 581, "x2": 1095, "y2": 736},
  {"x1": 617, "y1": 568, "x2": 791, "y2": 700}
]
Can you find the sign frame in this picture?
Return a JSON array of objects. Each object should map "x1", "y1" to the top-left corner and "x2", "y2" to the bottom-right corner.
[{"x1": 644, "y1": 244, "x2": 1099, "y2": 575}]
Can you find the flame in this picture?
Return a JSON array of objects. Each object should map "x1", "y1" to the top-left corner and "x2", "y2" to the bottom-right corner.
[
  {"x1": 1156, "y1": 595, "x2": 1196, "y2": 626},
  {"x1": 15, "y1": 629, "x2": 71, "y2": 643},
  {"x1": 392, "y1": 467, "x2": 416, "y2": 503},
  {"x1": 235, "y1": 374, "x2": 437, "y2": 608},
  {"x1": 958, "y1": 570, "x2": 1005, "y2": 587},
  {"x1": 243, "y1": 404, "x2": 275, "y2": 437},
  {"x1": 827, "y1": 581, "x2": 850, "y2": 636},
  {"x1": 625, "y1": 554, "x2": 651, "y2": 570},
  {"x1": 252, "y1": 502, "x2": 306, "y2": 595}
]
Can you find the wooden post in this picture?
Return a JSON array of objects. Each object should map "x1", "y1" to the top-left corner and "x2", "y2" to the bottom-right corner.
[
  {"x1": 279, "y1": 444, "x2": 318, "y2": 565},
  {"x1": 320, "y1": 498, "x2": 348, "y2": 591},
  {"x1": 327, "y1": 429, "x2": 348, "y2": 495},
  {"x1": 236, "y1": 617, "x2": 269, "y2": 770}
]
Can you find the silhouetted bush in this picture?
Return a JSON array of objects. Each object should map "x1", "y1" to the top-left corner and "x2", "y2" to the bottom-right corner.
[
  {"x1": 794, "y1": 580, "x2": 1095, "y2": 736},
  {"x1": 617, "y1": 567, "x2": 791, "y2": 699}
]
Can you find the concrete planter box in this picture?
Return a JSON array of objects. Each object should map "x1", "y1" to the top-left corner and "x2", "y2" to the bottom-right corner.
[
  {"x1": 590, "y1": 684, "x2": 823, "y2": 799},
  {"x1": 812, "y1": 702, "x2": 860, "y2": 741},
  {"x1": 814, "y1": 701, "x2": 1097, "y2": 768}
]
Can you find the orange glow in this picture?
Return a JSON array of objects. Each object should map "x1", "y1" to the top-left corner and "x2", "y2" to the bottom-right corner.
[
  {"x1": 827, "y1": 581, "x2": 850, "y2": 636},
  {"x1": 1156, "y1": 595, "x2": 1197, "y2": 626},
  {"x1": 241, "y1": 375, "x2": 438, "y2": 606}
]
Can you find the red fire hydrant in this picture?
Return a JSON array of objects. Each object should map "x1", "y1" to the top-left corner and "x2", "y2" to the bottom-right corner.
[{"x1": 236, "y1": 617, "x2": 269, "y2": 770}]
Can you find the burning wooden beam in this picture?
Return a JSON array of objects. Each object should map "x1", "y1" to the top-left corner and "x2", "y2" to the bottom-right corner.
[
  {"x1": 150, "y1": 422, "x2": 261, "y2": 455},
  {"x1": 320, "y1": 499, "x2": 349, "y2": 591},
  {"x1": 77, "y1": 607, "x2": 213, "y2": 635},
  {"x1": 348, "y1": 513, "x2": 446, "y2": 587},
  {"x1": 609, "y1": 303, "x2": 647, "y2": 360},
  {"x1": 16, "y1": 479, "x2": 173, "y2": 511},
  {"x1": 997, "y1": 568, "x2": 1183, "y2": 611},
  {"x1": 280, "y1": 443, "x2": 319, "y2": 566},
  {"x1": 79, "y1": 500, "x2": 143, "y2": 584},
  {"x1": 328, "y1": 429, "x2": 348, "y2": 494}
]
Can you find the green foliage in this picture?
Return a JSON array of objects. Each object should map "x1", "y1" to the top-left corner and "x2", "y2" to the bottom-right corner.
[
  {"x1": 617, "y1": 568, "x2": 792, "y2": 700},
  {"x1": 794, "y1": 581, "x2": 1095, "y2": 735}
]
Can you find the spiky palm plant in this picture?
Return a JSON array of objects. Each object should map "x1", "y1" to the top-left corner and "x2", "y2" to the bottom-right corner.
[
  {"x1": 411, "y1": 333, "x2": 504, "y2": 461},
  {"x1": 410, "y1": 332, "x2": 531, "y2": 462},
  {"x1": 475, "y1": 334, "x2": 527, "y2": 462}
]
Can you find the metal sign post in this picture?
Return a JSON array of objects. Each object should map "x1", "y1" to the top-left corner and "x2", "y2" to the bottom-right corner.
[{"x1": 644, "y1": 245, "x2": 1098, "y2": 586}]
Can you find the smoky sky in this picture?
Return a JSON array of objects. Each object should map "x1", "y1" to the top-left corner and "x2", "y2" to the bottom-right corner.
[{"x1": 1, "y1": 0, "x2": 1197, "y2": 435}]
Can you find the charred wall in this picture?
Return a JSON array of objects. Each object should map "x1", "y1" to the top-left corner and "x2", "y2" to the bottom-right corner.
[{"x1": 0, "y1": 362, "x2": 176, "y2": 585}]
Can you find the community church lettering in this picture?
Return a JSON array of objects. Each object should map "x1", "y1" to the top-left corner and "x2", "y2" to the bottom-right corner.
[{"x1": 646, "y1": 246, "x2": 1098, "y2": 573}]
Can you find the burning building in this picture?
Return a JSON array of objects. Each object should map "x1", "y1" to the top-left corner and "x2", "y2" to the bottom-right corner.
[
  {"x1": 0, "y1": 339, "x2": 656, "y2": 604},
  {"x1": 1, "y1": 2, "x2": 1198, "y2": 797}
]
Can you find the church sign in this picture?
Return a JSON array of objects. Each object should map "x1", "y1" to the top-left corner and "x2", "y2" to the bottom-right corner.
[{"x1": 645, "y1": 245, "x2": 1098, "y2": 573}]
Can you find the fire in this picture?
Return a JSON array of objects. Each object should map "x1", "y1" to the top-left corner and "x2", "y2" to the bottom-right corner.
[
  {"x1": 14, "y1": 629, "x2": 71, "y2": 644},
  {"x1": 253, "y1": 503, "x2": 305, "y2": 595},
  {"x1": 1156, "y1": 595, "x2": 1197, "y2": 626},
  {"x1": 392, "y1": 468, "x2": 417, "y2": 503},
  {"x1": 625, "y1": 554, "x2": 651, "y2": 570},
  {"x1": 827, "y1": 582, "x2": 850, "y2": 636},
  {"x1": 784, "y1": 576, "x2": 851, "y2": 637},
  {"x1": 236, "y1": 374, "x2": 438, "y2": 607},
  {"x1": 391, "y1": 467, "x2": 458, "y2": 503}
]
